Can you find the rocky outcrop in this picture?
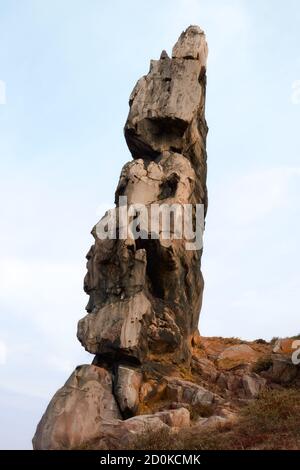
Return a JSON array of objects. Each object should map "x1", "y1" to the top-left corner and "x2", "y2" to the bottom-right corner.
[
  {"x1": 33, "y1": 363, "x2": 190, "y2": 450},
  {"x1": 165, "y1": 377, "x2": 215, "y2": 406},
  {"x1": 35, "y1": 24, "x2": 300, "y2": 452},
  {"x1": 265, "y1": 356, "x2": 299, "y2": 384},
  {"x1": 217, "y1": 344, "x2": 260, "y2": 370},
  {"x1": 32, "y1": 25, "x2": 300, "y2": 450},
  {"x1": 33, "y1": 25, "x2": 209, "y2": 450},
  {"x1": 114, "y1": 365, "x2": 142, "y2": 418},
  {"x1": 78, "y1": 25, "x2": 208, "y2": 366},
  {"x1": 32, "y1": 365, "x2": 121, "y2": 450}
]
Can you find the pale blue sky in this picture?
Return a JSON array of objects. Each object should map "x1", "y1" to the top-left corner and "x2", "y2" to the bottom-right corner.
[{"x1": 0, "y1": 0, "x2": 299, "y2": 449}]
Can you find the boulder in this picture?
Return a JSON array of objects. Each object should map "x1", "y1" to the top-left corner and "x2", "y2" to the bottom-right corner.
[
  {"x1": 33, "y1": 364, "x2": 191, "y2": 450},
  {"x1": 266, "y1": 356, "x2": 299, "y2": 384},
  {"x1": 91, "y1": 408, "x2": 190, "y2": 450},
  {"x1": 217, "y1": 344, "x2": 259, "y2": 370},
  {"x1": 242, "y1": 374, "x2": 266, "y2": 398},
  {"x1": 114, "y1": 365, "x2": 142, "y2": 417},
  {"x1": 172, "y1": 25, "x2": 208, "y2": 61},
  {"x1": 77, "y1": 292, "x2": 152, "y2": 362},
  {"x1": 166, "y1": 378, "x2": 215, "y2": 406},
  {"x1": 191, "y1": 355, "x2": 218, "y2": 381},
  {"x1": 32, "y1": 365, "x2": 121, "y2": 450},
  {"x1": 195, "y1": 415, "x2": 228, "y2": 429}
]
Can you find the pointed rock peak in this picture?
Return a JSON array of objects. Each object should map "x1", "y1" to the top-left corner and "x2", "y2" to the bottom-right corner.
[
  {"x1": 172, "y1": 24, "x2": 208, "y2": 63},
  {"x1": 160, "y1": 49, "x2": 169, "y2": 60},
  {"x1": 186, "y1": 25, "x2": 205, "y2": 34}
]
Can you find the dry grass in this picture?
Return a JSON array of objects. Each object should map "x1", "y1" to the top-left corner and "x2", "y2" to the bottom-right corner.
[
  {"x1": 130, "y1": 388, "x2": 300, "y2": 450},
  {"x1": 221, "y1": 337, "x2": 242, "y2": 345},
  {"x1": 252, "y1": 355, "x2": 273, "y2": 373},
  {"x1": 188, "y1": 402, "x2": 215, "y2": 421}
]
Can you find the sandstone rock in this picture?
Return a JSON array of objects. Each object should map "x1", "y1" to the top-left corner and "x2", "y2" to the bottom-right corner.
[
  {"x1": 195, "y1": 415, "x2": 228, "y2": 429},
  {"x1": 33, "y1": 25, "x2": 209, "y2": 450},
  {"x1": 242, "y1": 374, "x2": 266, "y2": 398},
  {"x1": 124, "y1": 58, "x2": 203, "y2": 158},
  {"x1": 139, "y1": 376, "x2": 169, "y2": 405},
  {"x1": 33, "y1": 364, "x2": 190, "y2": 450},
  {"x1": 125, "y1": 29, "x2": 207, "y2": 161},
  {"x1": 216, "y1": 372, "x2": 228, "y2": 390},
  {"x1": 216, "y1": 370, "x2": 266, "y2": 398},
  {"x1": 83, "y1": 237, "x2": 148, "y2": 313},
  {"x1": 199, "y1": 337, "x2": 233, "y2": 360},
  {"x1": 116, "y1": 152, "x2": 196, "y2": 206},
  {"x1": 225, "y1": 374, "x2": 243, "y2": 393},
  {"x1": 217, "y1": 344, "x2": 259, "y2": 370},
  {"x1": 121, "y1": 407, "x2": 190, "y2": 433},
  {"x1": 77, "y1": 292, "x2": 152, "y2": 362},
  {"x1": 78, "y1": 25, "x2": 208, "y2": 365},
  {"x1": 273, "y1": 338, "x2": 300, "y2": 357},
  {"x1": 154, "y1": 408, "x2": 190, "y2": 428},
  {"x1": 266, "y1": 356, "x2": 299, "y2": 384},
  {"x1": 114, "y1": 365, "x2": 142, "y2": 417},
  {"x1": 191, "y1": 355, "x2": 218, "y2": 381},
  {"x1": 169, "y1": 402, "x2": 191, "y2": 411},
  {"x1": 124, "y1": 26, "x2": 208, "y2": 208},
  {"x1": 172, "y1": 25, "x2": 208, "y2": 62},
  {"x1": 96, "y1": 408, "x2": 190, "y2": 450},
  {"x1": 139, "y1": 380, "x2": 158, "y2": 402},
  {"x1": 166, "y1": 378, "x2": 214, "y2": 406},
  {"x1": 98, "y1": 416, "x2": 167, "y2": 450},
  {"x1": 32, "y1": 365, "x2": 121, "y2": 450}
]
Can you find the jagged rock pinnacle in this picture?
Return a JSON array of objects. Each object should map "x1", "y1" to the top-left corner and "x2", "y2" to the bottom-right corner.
[{"x1": 33, "y1": 25, "x2": 209, "y2": 450}]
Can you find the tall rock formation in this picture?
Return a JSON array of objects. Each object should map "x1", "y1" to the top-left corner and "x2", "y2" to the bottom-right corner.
[{"x1": 33, "y1": 25, "x2": 209, "y2": 450}]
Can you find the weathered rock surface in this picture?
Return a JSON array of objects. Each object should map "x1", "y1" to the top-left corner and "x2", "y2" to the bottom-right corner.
[
  {"x1": 98, "y1": 408, "x2": 190, "y2": 450},
  {"x1": 34, "y1": 24, "x2": 300, "y2": 451},
  {"x1": 33, "y1": 25, "x2": 209, "y2": 450},
  {"x1": 78, "y1": 25, "x2": 208, "y2": 365},
  {"x1": 78, "y1": 291, "x2": 152, "y2": 362},
  {"x1": 242, "y1": 374, "x2": 266, "y2": 398},
  {"x1": 217, "y1": 344, "x2": 259, "y2": 370},
  {"x1": 35, "y1": 26, "x2": 297, "y2": 451},
  {"x1": 33, "y1": 365, "x2": 121, "y2": 450},
  {"x1": 114, "y1": 365, "x2": 142, "y2": 417},
  {"x1": 125, "y1": 26, "x2": 208, "y2": 173},
  {"x1": 195, "y1": 415, "x2": 228, "y2": 429},
  {"x1": 264, "y1": 356, "x2": 299, "y2": 384},
  {"x1": 191, "y1": 355, "x2": 218, "y2": 381},
  {"x1": 166, "y1": 377, "x2": 215, "y2": 406},
  {"x1": 34, "y1": 369, "x2": 190, "y2": 451}
]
